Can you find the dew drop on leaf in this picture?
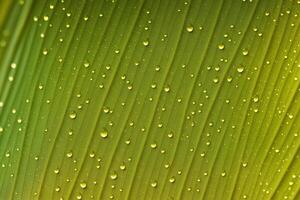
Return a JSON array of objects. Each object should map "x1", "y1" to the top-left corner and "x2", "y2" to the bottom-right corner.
[
  {"x1": 110, "y1": 172, "x2": 118, "y2": 180},
  {"x1": 69, "y1": 112, "x2": 77, "y2": 119},
  {"x1": 186, "y1": 25, "x2": 194, "y2": 33},
  {"x1": 143, "y1": 40, "x2": 149, "y2": 46},
  {"x1": 80, "y1": 182, "x2": 87, "y2": 189},
  {"x1": 169, "y1": 176, "x2": 176, "y2": 183},
  {"x1": 237, "y1": 65, "x2": 245, "y2": 73},
  {"x1": 100, "y1": 130, "x2": 108, "y2": 138},
  {"x1": 242, "y1": 49, "x2": 249, "y2": 56},
  {"x1": 218, "y1": 44, "x2": 225, "y2": 50},
  {"x1": 151, "y1": 181, "x2": 157, "y2": 188}
]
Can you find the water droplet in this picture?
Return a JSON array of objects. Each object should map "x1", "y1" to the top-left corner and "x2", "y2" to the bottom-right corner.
[
  {"x1": 186, "y1": 25, "x2": 194, "y2": 33},
  {"x1": 164, "y1": 86, "x2": 170, "y2": 92},
  {"x1": 169, "y1": 176, "x2": 176, "y2": 183},
  {"x1": 100, "y1": 129, "x2": 108, "y2": 138},
  {"x1": 151, "y1": 181, "x2": 157, "y2": 188},
  {"x1": 42, "y1": 49, "x2": 48, "y2": 55},
  {"x1": 80, "y1": 182, "x2": 87, "y2": 189},
  {"x1": 84, "y1": 62, "x2": 90, "y2": 68},
  {"x1": 43, "y1": 16, "x2": 49, "y2": 21},
  {"x1": 150, "y1": 143, "x2": 157, "y2": 149},
  {"x1": 120, "y1": 163, "x2": 126, "y2": 170},
  {"x1": 213, "y1": 78, "x2": 219, "y2": 83},
  {"x1": 143, "y1": 40, "x2": 149, "y2": 46},
  {"x1": 237, "y1": 65, "x2": 244, "y2": 73},
  {"x1": 110, "y1": 172, "x2": 118, "y2": 180},
  {"x1": 66, "y1": 151, "x2": 73, "y2": 158},
  {"x1": 288, "y1": 113, "x2": 294, "y2": 119},
  {"x1": 11, "y1": 63, "x2": 17, "y2": 69},
  {"x1": 167, "y1": 132, "x2": 173, "y2": 138},
  {"x1": 218, "y1": 44, "x2": 225, "y2": 50},
  {"x1": 253, "y1": 96, "x2": 259, "y2": 103},
  {"x1": 69, "y1": 112, "x2": 77, "y2": 119},
  {"x1": 55, "y1": 186, "x2": 61, "y2": 192},
  {"x1": 242, "y1": 49, "x2": 249, "y2": 56}
]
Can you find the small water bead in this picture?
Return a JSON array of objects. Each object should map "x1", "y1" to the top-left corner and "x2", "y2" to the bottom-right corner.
[
  {"x1": 68, "y1": 129, "x2": 74, "y2": 136},
  {"x1": 69, "y1": 112, "x2": 77, "y2": 119},
  {"x1": 169, "y1": 176, "x2": 176, "y2": 183},
  {"x1": 151, "y1": 181, "x2": 158, "y2": 188},
  {"x1": 66, "y1": 152, "x2": 73, "y2": 158},
  {"x1": 237, "y1": 65, "x2": 245, "y2": 73},
  {"x1": 124, "y1": 139, "x2": 130, "y2": 145},
  {"x1": 120, "y1": 163, "x2": 126, "y2": 170},
  {"x1": 213, "y1": 78, "x2": 219, "y2": 83},
  {"x1": 80, "y1": 182, "x2": 87, "y2": 189},
  {"x1": 55, "y1": 186, "x2": 61, "y2": 192},
  {"x1": 110, "y1": 172, "x2": 118, "y2": 180},
  {"x1": 242, "y1": 49, "x2": 249, "y2": 56},
  {"x1": 103, "y1": 107, "x2": 110, "y2": 113},
  {"x1": 11, "y1": 63, "x2": 17, "y2": 69},
  {"x1": 89, "y1": 152, "x2": 95, "y2": 158},
  {"x1": 253, "y1": 96, "x2": 259, "y2": 103},
  {"x1": 84, "y1": 62, "x2": 90, "y2": 68},
  {"x1": 150, "y1": 143, "x2": 157, "y2": 149},
  {"x1": 167, "y1": 132, "x2": 174, "y2": 138},
  {"x1": 100, "y1": 130, "x2": 108, "y2": 138},
  {"x1": 43, "y1": 15, "x2": 49, "y2": 21},
  {"x1": 54, "y1": 169, "x2": 60, "y2": 174},
  {"x1": 42, "y1": 49, "x2": 48, "y2": 55},
  {"x1": 221, "y1": 171, "x2": 226, "y2": 177},
  {"x1": 5, "y1": 152, "x2": 10, "y2": 157},
  {"x1": 143, "y1": 40, "x2": 149, "y2": 46},
  {"x1": 164, "y1": 86, "x2": 170, "y2": 92},
  {"x1": 288, "y1": 113, "x2": 294, "y2": 119},
  {"x1": 186, "y1": 25, "x2": 194, "y2": 33},
  {"x1": 218, "y1": 44, "x2": 225, "y2": 50}
]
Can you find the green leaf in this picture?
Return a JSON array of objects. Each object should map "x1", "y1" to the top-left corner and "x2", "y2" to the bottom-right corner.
[{"x1": 0, "y1": 0, "x2": 299, "y2": 199}]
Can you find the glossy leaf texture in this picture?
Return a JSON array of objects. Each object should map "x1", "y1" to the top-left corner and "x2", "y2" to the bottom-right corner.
[{"x1": 0, "y1": 0, "x2": 299, "y2": 199}]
